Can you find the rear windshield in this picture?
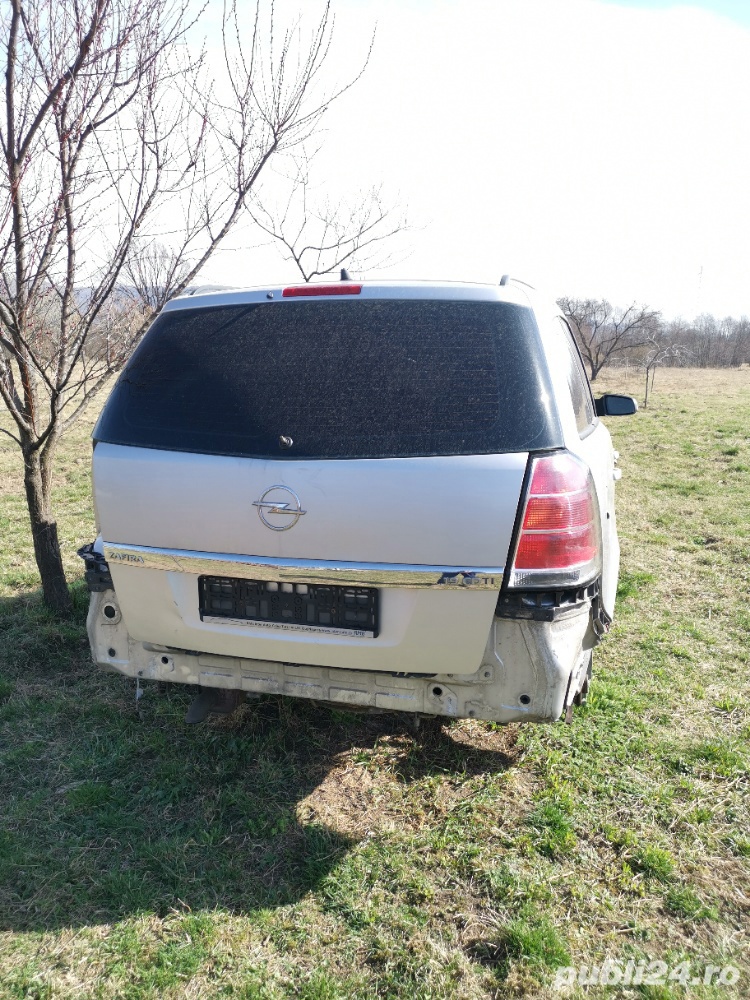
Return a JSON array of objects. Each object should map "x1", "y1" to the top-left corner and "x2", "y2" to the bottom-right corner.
[{"x1": 93, "y1": 299, "x2": 561, "y2": 459}]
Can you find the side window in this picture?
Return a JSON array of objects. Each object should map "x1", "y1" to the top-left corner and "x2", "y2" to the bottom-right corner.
[{"x1": 556, "y1": 318, "x2": 596, "y2": 435}]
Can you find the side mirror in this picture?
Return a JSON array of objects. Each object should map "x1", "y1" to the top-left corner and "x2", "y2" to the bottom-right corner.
[{"x1": 595, "y1": 393, "x2": 639, "y2": 417}]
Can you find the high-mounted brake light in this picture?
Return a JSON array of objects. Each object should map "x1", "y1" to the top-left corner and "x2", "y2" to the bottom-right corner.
[
  {"x1": 507, "y1": 452, "x2": 601, "y2": 589},
  {"x1": 282, "y1": 284, "x2": 362, "y2": 297}
]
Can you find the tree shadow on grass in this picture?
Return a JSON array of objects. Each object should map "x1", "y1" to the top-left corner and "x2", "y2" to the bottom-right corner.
[{"x1": 0, "y1": 586, "x2": 518, "y2": 932}]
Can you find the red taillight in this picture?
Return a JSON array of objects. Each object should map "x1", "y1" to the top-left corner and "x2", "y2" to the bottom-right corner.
[
  {"x1": 508, "y1": 452, "x2": 601, "y2": 587},
  {"x1": 514, "y1": 525, "x2": 598, "y2": 570},
  {"x1": 282, "y1": 284, "x2": 362, "y2": 297},
  {"x1": 521, "y1": 493, "x2": 593, "y2": 531}
]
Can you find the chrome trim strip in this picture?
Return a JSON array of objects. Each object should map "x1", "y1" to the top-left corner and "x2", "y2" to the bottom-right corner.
[{"x1": 102, "y1": 543, "x2": 505, "y2": 590}]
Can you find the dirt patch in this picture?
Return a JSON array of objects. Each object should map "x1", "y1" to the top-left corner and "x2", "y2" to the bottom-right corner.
[
  {"x1": 446, "y1": 719, "x2": 521, "y2": 756},
  {"x1": 297, "y1": 720, "x2": 523, "y2": 838},
  {"x1": 297, "y1": 760, "x2": 387, "y2": 836}
]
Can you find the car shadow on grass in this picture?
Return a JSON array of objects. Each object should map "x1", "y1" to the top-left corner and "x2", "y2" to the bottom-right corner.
[{"x1": 0, "y1": 586, "x2": 517, "y2": 932}]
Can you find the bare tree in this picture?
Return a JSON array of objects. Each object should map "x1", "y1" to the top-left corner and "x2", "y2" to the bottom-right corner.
[
  {"x1": 124, "y1": 242, "x2": 194, "y2": 313},
  {"x1": 559, "y1": 297, "x2": 660, "y2": 381},
  {"x1": 249, "y1": 153, "x2": 409, "y2": 281},
  {"x1": 0, "y1": 0, "x2": 372, "y2": 610},
  {"x1": 729, "y1": 317, "x2": 750, "y2": 367},
  {"x1": 638, "y1": 337, "x2": 692, "y2": 407}
]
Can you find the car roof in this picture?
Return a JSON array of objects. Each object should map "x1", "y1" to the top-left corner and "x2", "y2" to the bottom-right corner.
[{"x1": 163, "y1": 279, "x2": 536, "y2": 313}]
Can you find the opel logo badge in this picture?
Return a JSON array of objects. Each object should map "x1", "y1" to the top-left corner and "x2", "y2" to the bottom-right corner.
[{"x1": 252, "y1": 485, "x2": 307, "y2": 531}]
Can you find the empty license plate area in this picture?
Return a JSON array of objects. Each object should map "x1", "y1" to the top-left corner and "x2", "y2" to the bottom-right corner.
[{"x1": 199, "y1": 576, "x2": 379, "y2": 637}]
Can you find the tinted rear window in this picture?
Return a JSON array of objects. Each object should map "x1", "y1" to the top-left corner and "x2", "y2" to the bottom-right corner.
[{"x1": 94, "y1": 299, "x2": 561, "y2": 459}]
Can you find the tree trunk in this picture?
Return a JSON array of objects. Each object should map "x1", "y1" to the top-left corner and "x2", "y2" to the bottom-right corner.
[{"x1": 23, "y1": 447, "x2": 71, "y2": 612}]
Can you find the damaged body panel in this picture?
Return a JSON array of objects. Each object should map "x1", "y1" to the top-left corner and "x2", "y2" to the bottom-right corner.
[{"x1": 86, "y1": 577, "x2": 597, "y2": 724}]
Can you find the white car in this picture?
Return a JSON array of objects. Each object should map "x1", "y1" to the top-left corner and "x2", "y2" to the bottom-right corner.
[{"x1": 80, "y1": 278, "x2": 637, "y2": 725}]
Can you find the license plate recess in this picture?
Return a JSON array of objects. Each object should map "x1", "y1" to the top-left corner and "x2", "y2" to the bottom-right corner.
[{"x1": 199, "y1": 576, "x2": 379, "y2": 637}]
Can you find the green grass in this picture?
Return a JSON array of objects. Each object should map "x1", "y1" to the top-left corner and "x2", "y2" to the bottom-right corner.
[{"x1": 1, "y1": 368, "x2": 749, "y2": 998}]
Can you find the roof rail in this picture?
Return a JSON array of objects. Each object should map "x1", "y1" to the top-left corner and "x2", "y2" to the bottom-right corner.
[
  {"x1": 500, "y1": 274, "x2": 537, "y2": 291},
  {"x1": 181, "y1": 284, "x2": 236, "y2": 297}
]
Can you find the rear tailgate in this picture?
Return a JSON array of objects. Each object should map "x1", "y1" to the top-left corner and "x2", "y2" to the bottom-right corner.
[{"x1": 95, "y1": 447, "x2": 527, "y2": 675}]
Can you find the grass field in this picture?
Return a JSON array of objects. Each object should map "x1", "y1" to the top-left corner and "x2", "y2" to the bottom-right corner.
[{"x1": 0, "y1": 367, "x2": 748, "y2": 999}]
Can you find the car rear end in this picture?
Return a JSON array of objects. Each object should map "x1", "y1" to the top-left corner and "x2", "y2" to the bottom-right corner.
[{"x1": 81, "y1": 281, "x2": 604, "y2": 723}]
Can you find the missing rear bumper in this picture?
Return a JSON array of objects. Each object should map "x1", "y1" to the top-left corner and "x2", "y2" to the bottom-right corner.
[{"x1": 85, "y1": 583, "x2": 597, "y2": 725}]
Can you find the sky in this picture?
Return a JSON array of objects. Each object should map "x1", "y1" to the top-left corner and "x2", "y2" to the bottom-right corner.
[{"x1": 198, "y1": 0, "x2": 750, "y2": 319}]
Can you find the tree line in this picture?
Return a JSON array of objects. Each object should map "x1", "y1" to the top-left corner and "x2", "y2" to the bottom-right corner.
[{"x1": 559, "y1": 297, "x2": 750, "y2": 381}]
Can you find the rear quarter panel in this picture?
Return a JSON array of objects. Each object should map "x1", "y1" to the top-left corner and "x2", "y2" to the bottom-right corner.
[{"x1": 532, "y1": 301, "x2": 620, "y2": 617}]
